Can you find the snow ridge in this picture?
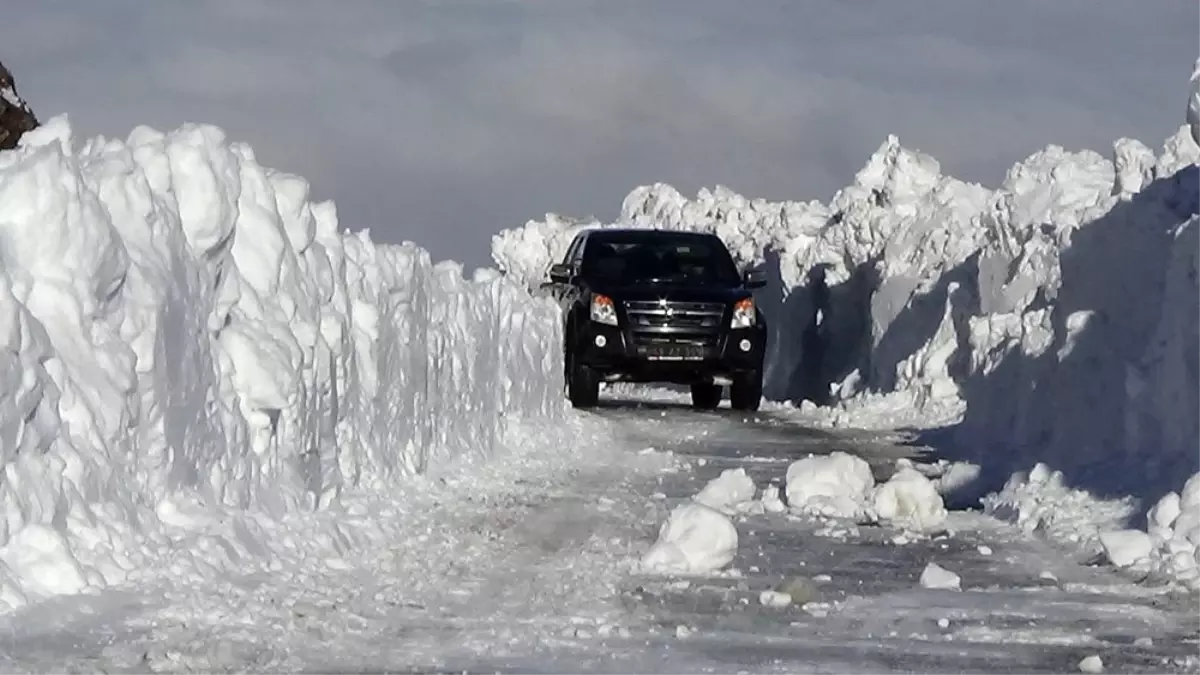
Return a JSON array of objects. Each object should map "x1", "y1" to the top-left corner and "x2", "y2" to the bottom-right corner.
[{"x1": 0, "y1": 116, "x2": 564, "y2": 610}]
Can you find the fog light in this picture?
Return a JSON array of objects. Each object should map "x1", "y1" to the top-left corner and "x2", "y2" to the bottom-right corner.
[
  {"x1": 595, "y1": 335, "x2": 607, "y2": 348},
  {"x1": 739, "y1": 339, "x2": 752, "y2": 352}
]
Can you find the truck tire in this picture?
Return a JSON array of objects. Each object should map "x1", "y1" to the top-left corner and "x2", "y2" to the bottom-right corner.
[
  {"x1": 567, "y1": 347, "x2": 600, "y2": 408},
  {"x1": 729, "y1": 370, "x2": 762, "y2": 412},
  {"x1": 690, "y1": 382, "x2": 722, "y2": 409}
]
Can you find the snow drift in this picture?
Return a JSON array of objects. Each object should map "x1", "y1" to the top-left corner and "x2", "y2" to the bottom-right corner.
[
  {"x1": 494, "y1": 68, "x2": 1200, "y2": 587},
  {"x1": 0, "y1": 117, "x2": 564, "y2": 610}
]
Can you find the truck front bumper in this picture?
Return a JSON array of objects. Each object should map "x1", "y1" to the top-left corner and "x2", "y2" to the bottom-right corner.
[{"x1": 573, "y1": 318, "x2": 766, "y2": 383}]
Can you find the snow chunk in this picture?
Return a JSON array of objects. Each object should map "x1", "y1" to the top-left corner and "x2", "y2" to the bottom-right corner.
[
  {"x1": 1099, "y1": 529, "x2": 1154, "y2": 570},
  {"x1": 872, "y1": 466, "x2": 947, "y2": 534},
  {"x1": 641, "y1": 502, "x2": 739, "y2": 575},
  {"x1": 919, "y1": 562, "x2": 961, "y2": 590},
  {"x1": 692, "y1": 468, "x2": 757, "y2": 515},
  {"x1": 785, "y1": 452, "x2": 876, "y2": 521},
  {"x1": 0, "y1": 525, "x2": 90, "y2": 602},
  {"x1": 983, "y1": 464, "x2": 1137, "y2": 554},
  {"x1": 758, "y1": 590, "x2": 792, "y2": 608},
  {"x1": 1078, "y1": 654, "x2": 1105, "y2": 673},
  {"x1": 934, "y1": 462, "x2": 983, "y2": 499},
  {"x1": 760, "y1": 484, "x2": 787, "y2": 513}
]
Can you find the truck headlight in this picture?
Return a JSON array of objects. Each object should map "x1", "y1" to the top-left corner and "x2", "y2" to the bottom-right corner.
[
  {"x1": 731, "y1": 298, "x2": 756, "y2": 328},
  {"x1": 590, "y1": 294, "x2": 618, "y2": 326}
]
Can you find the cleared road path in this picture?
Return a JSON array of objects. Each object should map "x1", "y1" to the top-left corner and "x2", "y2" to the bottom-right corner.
[
  {"x1": 0, "y1": 392, "x2": 1194, "y2": 673},
  {"x1": 595, "y1": 394, "x2": 1199, "y2": 674}
]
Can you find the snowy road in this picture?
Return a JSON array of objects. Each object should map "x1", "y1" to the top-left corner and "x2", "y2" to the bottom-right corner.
[
  {"x1": 0, "y1": 392, "x2": 1196, "y2": 673},
  {"x1": 600, "y1": 397, "x2": 1199, "y2": 673}
]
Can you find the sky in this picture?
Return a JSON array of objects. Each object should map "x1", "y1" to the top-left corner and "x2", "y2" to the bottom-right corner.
[{"x1": 2, "y1": 1, "x2": 1196, "y2": 270}]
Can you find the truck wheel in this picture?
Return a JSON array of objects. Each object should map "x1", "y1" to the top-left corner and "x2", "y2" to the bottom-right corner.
[
  {"x1": 690, "y1": 382, "x2": 722, "y2": 410},
  {"x1": 730, "y1": 370, "x2": 762, "y2": 412},
  {"x1": 567, "y1": 348, "x2": 600, "y2": 408}
]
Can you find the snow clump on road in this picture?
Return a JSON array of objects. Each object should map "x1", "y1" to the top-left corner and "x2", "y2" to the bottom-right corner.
[
  {"x1": 872, "y1": 466, "x2": 948, "y2": 534},
  {"x1": 640, "y1": 502, "x2": 739, "y2": 575},
  {"x1": 919, "y1": 562, "x2": 961, "y2": 591},
  {"x1": 692, "y1": 467, "x2": 759, "y2": 515},
  {"x1": 784, "y1": 452, "x2": 876, "y2": 522}
]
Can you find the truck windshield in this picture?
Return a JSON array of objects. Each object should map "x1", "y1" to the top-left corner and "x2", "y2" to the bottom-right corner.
[{"x1": 583, "y1": 233, "x2": 742, "y2": 286}]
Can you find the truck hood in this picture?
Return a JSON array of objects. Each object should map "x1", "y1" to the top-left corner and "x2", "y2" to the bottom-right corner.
[{"x1": 591, "y1": 284, "x2": 752, "y2": 305}]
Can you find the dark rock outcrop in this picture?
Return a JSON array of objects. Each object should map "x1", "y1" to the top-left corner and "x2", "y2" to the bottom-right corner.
[{"x1": 0, "y1": 59, "x2": 38, "y2": 150}]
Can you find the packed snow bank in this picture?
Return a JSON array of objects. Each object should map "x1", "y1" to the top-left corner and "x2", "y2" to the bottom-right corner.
[{"x1": 0, "y1": 116, "x2": 564, "y2": 610}]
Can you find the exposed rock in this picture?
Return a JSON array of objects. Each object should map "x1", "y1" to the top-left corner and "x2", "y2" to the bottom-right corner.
[{"x1": 0, "y1": 59, "x2": 38, "y2": 151}]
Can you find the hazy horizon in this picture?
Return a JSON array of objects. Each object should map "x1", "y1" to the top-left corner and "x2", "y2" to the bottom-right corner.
[{"x1": 2, "y1": 1, "x2": 1195, "y2": 270}]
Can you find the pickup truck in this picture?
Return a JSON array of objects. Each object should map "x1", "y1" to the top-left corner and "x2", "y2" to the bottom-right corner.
[{"x1": 545, "y1": 228, "x2": 768, "y2": 411}]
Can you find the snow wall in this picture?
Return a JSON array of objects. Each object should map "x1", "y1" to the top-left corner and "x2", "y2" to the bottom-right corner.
[
  {"x1": 493, "y1": 72, "x2": 1200, "y2": 579},
  {"x1": 0, "y1": 117, "x2": 564, "y2": 609}
]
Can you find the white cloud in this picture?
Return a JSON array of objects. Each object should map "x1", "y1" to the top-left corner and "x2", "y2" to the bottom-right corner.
[{"x1": 1, "y1": 1, "x2": 1194, "y2": 268}]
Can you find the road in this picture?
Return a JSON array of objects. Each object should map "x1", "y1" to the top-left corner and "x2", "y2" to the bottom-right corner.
[
  {"x1": 0, "y1": 391, "x2": 1195, "y2": 673},
  {"x1": 593, "y1": 395, "x2": 1199, "y2": 673}
]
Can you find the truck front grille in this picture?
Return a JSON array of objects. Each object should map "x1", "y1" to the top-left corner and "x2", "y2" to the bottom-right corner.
[
  {"x1": 624, "y1": 300, "x2": 725, "y2": 357},
  {"x1": 624, "y1": 300, "x2": 725, "y2": 333}
]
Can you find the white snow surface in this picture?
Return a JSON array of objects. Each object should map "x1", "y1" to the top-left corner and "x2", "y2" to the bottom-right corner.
[
  {"x1": 692, "y1": 467, "x2": 758, "y2": 515},
  {"x1": 784, "y1": 452, "x2": 876, "y2": 522},
  {"x1": 0, "y1": 84, "x2": 20, "y2": 108},
  {"x1": 872, "y1": 466, "x2": 948, "y2": 534},
  {"x1": 492, "y1": 69, "x2": 1200, "y2": 589},
  {"x1": 0, "y1": 117, "x2": 565, "y2": 611},
  {"x1": 640, "y1": 501, "x2": 739, "y2": 575}
]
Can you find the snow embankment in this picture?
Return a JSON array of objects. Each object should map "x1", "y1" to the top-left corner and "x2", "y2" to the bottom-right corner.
[
  {"x1": 0, "y1": 117, "x2": 564, "y2": 611},
  {"x1": 497, "y1": 70, "x2": 1200, "y2": 588}
]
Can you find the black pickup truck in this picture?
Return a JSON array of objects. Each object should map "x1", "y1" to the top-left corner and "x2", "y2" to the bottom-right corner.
[{"x1": 545, "y1": 228, "x2": 768, "y2": 411}]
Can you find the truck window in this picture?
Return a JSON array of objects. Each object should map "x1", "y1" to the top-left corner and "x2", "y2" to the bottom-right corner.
[{"x1": 583, "y1": 233, "x2": 741, "y2": 285}]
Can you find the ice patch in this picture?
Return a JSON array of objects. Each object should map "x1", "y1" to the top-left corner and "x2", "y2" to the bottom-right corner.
[{"x1": 919, "y1": 562, "x2": 961, "y2": 591}]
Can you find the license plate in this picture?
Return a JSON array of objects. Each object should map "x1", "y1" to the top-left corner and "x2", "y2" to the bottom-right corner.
[{"x1": 640, "y1": 345, "x2": 706, "y2": 361}]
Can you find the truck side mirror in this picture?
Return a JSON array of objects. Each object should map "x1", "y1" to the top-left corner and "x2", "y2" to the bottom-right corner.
[
  {"x1": 743, "y1": 268, "x2": 767, "y2": 289},
  {"x1": 548, "y1": 263, "x2": 572, "y2": 284}
]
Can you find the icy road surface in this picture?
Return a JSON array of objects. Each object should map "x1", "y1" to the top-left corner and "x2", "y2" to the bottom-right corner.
[{"x1": 0, "y1": 393, "x2": 1196, "y2": 673}]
